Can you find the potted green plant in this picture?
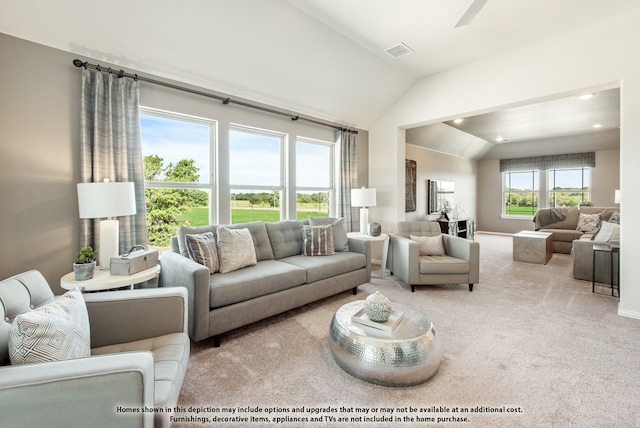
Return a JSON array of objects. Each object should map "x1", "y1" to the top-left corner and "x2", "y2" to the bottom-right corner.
[{"x1": 73, "y1": 246, "x2": 98, "y2": 281}]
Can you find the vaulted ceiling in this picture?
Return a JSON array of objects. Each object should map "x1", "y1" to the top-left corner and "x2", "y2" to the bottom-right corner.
[{"x1": 1, "y1": 0, "x2": 636, "y2": 148}]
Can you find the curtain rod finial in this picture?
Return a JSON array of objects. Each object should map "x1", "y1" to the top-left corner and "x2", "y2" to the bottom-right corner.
[{"x1": 72, "y1": 59, "x2": 85, "y2": 68}]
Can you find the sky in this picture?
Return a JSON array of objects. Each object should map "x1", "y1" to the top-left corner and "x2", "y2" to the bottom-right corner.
[{"x1": 141, "y1": 113, "x2": 331, "y2": 188}]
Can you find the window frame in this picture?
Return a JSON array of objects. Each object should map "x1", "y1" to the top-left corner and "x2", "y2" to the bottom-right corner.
[
  {"x1": 228, "y1": 124, "x2": 287, "y2": 222},
  {"x1": 295, "y1": 137, "x2": 336, "y2": 219},
  {"x1": 140, "y1": 106, "x2": 217, "y2": 234},
  {"x1": 547, "y1": 167, "x2": 591, "y2": 208},
  {"x1": 502, "y1": 170, "x2": 540, "y2": 219}
]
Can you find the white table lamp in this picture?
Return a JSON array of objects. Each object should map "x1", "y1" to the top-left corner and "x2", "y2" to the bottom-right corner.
[
  {"x1": 615, "y1": 189, "x2": 620, "y2": 204},
  {"x1": 77, "y1": 180, "x2": 136, "y2": 268},
  {"x1": 351, "y1": 187, "x2": 377, "y2": 235}
]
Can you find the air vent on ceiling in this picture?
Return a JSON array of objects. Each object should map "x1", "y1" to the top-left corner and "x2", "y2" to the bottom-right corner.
[{"x1": 386, "y1": 43, "x2": 413, "y2": 58}]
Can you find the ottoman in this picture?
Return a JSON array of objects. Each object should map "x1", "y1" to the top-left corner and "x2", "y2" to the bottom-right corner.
[{"x1": 513, "y1": 231, "x2": 553, "y2": 264}]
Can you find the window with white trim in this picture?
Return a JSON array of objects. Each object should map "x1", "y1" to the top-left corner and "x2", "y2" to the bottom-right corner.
[
  {"x1": 296, "y1": 138, "x2": 334, "y2": 220},
  {"x1": 503, "y1": 170, "x2": 539, "y2": 216},
  {"x1": 140, "y1": 108, "x2": 216, "y2": 249},
  {"x1": 229, "y1": 126, "x2": 285, "y2": 224},
  {"x1": 547, "y1": 167, "x2": 590, "y2": 208}
]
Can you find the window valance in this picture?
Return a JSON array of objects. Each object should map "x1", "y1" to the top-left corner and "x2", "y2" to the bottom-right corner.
[{"x1": 499, "y1": 152, "x2": 595, "y2": 172}]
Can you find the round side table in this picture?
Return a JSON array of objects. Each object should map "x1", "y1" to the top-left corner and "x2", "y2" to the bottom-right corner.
[
  {"x1": 347, "y1": 232, "x2": 389, "y2": 278},
  {"x1": 329, "y1": 300, "x2": 441, "y2": 386},
  {"x1": 60, "y1": 265, "x2": 161, "y2": 292}
]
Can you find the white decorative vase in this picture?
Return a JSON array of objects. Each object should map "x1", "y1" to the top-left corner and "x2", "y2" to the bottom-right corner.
[
  {"x1": 73, "y1": 261, "x2": 96, "y2": 281},
  {"x1": 364, "y1": 291, "x2": 392, "y2": 322}
]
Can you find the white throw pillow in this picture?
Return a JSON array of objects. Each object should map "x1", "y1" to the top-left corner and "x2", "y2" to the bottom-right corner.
[
  {"x1": 591, "y1": 221, "x2": 617, "y2": 242},
  {"x1": 410, "y1": 234, "x2": 445, "y2": 256},
  {"x1": 9, "y1": 287, "x2": 91, "y2": 365},
  {"x1": 216, "y1": 226, "x2": 257, "y2": 273}
]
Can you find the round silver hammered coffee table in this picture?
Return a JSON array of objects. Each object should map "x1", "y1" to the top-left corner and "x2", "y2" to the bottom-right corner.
[{"x1": 329, "y1": 300, "x2": 441, "y2": 386}]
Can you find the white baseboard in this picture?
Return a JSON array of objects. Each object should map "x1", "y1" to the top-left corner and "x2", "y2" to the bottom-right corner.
[
  {"x1": 475, "y1": 231, "x2": 515, "y2": 236},
  {"x1": 618, "y1": 307, "x2": 640, "y2": 320}
]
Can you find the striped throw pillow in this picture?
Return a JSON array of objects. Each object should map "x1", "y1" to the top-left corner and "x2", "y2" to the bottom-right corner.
[
  {"x1": 185, "y1": 232, "x2": 219, "y2": 273},
  {"x1": 302, "y1": 225, "x2": 335, "y2": 256},
  {"x1": 410, "y1": 234, "x2": 445, "y2": 256}
]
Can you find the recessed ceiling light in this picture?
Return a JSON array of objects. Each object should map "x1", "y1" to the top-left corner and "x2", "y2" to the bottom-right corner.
[
  {"x1": 578, "y1": 93, "x2": 594, "y2": 100},
  {"x1": 495, "y1": 136, "x2": 509, "y2": 143},
  {"x1": 592, "y1": 123, "x2": 603, "y2": 128},
  {"x1": 453, "y1": 118, "x2": 464, "y2": 124}
]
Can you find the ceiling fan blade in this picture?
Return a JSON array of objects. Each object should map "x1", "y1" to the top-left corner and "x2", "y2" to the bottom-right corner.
[{"x1": 454, "y1": 0, "x2": 488, "y2": 28}]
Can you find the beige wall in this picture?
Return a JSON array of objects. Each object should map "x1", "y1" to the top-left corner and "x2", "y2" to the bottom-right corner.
[
  {"x1": 0, "y1": 33, "x2": 80, "y2": 293},
  {"x1": 476, "y1": 149, "x2": 620, "y2": 234},
  {"x1": 0, "y1": 33, "x2": 368, "y2": 292},
  {"x1": 404, "y1": 144, "x2": 477, "y2": 223}
]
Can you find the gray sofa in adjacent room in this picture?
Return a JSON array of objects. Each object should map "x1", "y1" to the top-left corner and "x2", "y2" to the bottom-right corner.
[
  {"x1": 533, "y1": 205, "x2": 620, "y2": 284},
  {"x1": 532, "y1": 206, "x2": 617, "y2": 254},
  {"x1": 159, "y1": 219, "x2": 371, "y2": 346}
]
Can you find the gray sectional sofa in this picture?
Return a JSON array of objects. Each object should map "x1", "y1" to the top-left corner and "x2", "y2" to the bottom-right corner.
[
  {"x1": 533, "y1": 205, "x2": 620, "y2": 284},
  {"x1": 533, "y1": 206, "x2": 617, "y2": 254},
  {"x1": 159, "y1": 219, "x2": 371, "y2": 346}
]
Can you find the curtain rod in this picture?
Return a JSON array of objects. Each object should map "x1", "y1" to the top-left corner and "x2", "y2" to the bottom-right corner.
[{"x1": 72, "y1": 59, "x2": 358, "y2": 134}]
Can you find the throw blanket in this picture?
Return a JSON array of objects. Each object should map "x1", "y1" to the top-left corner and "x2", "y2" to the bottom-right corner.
[{"x1": 533, "y1": 207, "x2": 568, "y2": 230}]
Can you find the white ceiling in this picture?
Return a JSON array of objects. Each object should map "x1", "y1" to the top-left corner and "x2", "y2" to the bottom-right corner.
[{"x1": 0, "y1": 0, "x2": 636, "y2": 145}]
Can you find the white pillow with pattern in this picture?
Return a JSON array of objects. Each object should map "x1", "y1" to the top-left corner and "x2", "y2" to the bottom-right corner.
[
  {"x1": 9, "y1": 287, "x2": 91, "y2": 365},
  {"x1": 576, "y1": 213, "x2": 600, "y2": 233},
  {"x1": 410, "y1": 234, "x2": 445, "y2": 256}
]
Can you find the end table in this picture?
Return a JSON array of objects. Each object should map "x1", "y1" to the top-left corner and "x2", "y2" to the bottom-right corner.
[
  {"x1": 347, "y1": 232, "x2": 389, "y2": 278},
  {"x1": 61, "y1": 265, "x2": 161, "y2": 292},
  {"x1": 592, "y1": 243, "x2": 620, "y2": 297}
]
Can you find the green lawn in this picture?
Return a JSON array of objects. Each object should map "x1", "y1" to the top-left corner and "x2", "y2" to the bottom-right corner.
[
  {"x1": 506, "y1": 206, "x2": 537, "y2": 216},
  {"x1": 179, "y1": 206, "x2": 328, "y2": 226}
]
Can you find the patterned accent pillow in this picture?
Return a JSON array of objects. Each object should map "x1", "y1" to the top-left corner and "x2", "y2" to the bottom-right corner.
[
  {"x1": 308, "y1": 217, "x2": 349, "y2": 251},
  {"x1": 302, "y1": 225, "x2": 335, "y2": 256},
  {"x1": 410, "y1": 234, "x2": 445, "y2": 256},
  {"x1": 9, "y1": 287, "x2": 91, "y2": 365},
  {"x1": 576, "y1": 213, "x2": 600, "y2": 233},
  {"x1": 185, "y1": 232, "x2": 219, "y2": 273},
  {"x1": 216, "y1": 227, "x2": 257, "y2": 273}
]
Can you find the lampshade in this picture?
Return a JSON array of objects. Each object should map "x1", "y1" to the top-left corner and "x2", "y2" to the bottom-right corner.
[
  {"x1": 77, "y1": 181, "x2": 136, "y2": 268},
  {"x1": 77, "y1": 182, "x2": 136, "y2": 219},
  {"x1": 615, "y1": 189, "x2": 620, "y2": 204},
  {"x1": 351, "y1": 188, "x2": 377, "y2": 207}
]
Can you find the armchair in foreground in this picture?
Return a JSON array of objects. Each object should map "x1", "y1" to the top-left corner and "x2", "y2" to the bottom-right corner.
[
  {"x1": 0, "y1": 270, "x2": 189, "y2": 428},
  {"x1": 389, "y1": 221, "x2": 479, "y2": 292}
]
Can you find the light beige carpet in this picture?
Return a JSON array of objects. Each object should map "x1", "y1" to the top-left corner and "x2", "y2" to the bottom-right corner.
[{"x1": 175, "y1": 233, "x2": 640, "y2": 427}]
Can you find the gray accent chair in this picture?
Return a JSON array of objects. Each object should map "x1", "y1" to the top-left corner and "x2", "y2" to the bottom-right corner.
[
  {"x1": 389, "y1": 221, "x2": 480, "y2": 292},
  {"x1": 0, "y1": 270, "x2": 190, "y2": 428}
]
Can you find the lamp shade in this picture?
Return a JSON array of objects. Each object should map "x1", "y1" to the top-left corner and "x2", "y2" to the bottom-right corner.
[
  {"x1": 77, "y1": 182, "x2": 136, "y2": 219},
  {"x1": 615, "y1": 189, "x2": 620, "y2": 204},
  {"x1": 351, "y1": 188, "x2": 377, "y2": 207}
]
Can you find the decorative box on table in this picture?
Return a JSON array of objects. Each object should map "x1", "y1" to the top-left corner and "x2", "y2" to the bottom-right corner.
[{"x1": 110, "y1": 246, "x2": 158, "y2": 276}]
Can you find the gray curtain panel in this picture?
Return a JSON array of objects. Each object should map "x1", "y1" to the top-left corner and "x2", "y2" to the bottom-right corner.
[
  {"x1": 79, "y1": 68, "x2": 148, "y2": 253},
  {"x1": 337, "y1": 129, "x2": 358, "y2": 232}
]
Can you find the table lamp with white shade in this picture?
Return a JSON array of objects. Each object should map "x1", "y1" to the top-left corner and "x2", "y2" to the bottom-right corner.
[
  {"x1": 351, "y1": 187, "x2": 377, "y2": 235},
  {"x1": 77, "y1": 180, "x2": 136, "y2": 268},
  {"x1": 615, "y1": 189, "x2": 620, "y2": 204}
]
